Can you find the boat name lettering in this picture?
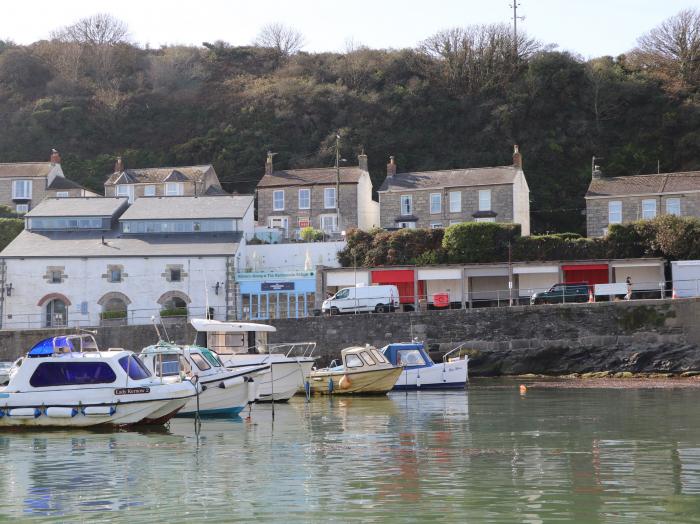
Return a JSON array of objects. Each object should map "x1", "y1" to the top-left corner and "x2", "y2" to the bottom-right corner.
[{"x1": 115, "y1": 387, "x2": 151, "y2": 395}]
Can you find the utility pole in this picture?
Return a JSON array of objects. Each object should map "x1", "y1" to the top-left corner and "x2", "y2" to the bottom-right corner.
[
  {"x1": 335, "y1": 131, "x2": 341, "y2": 234},
  {"x1": 510, "y1": 1, "x2": 524, "y2": 59}
]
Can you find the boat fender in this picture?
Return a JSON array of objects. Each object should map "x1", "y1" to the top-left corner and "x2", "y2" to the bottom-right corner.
[
  {"x1": 83, "y1": 406, "x2": 116, "y2": 416},
  {"x1": 304, "y1": 381, "x2": 311, "y2": 398},
  {"x1": 8, "y1": 408, "x2": 41, "y2": 418},
  {"x1": 327, "y1": 377, "x2": 334, "y2": 394},
  {"x1": 416, "y1": 372, "x2": 421, "y2": 388},
  {"x1": 201, "y1": 384, "x2": 207, "y2": 392},
  {"x1": 219, "y1": 382, "x2": 226, "y2": 389},
  {"x1": 46, "y1": 407, "x2": 78, "y2": 418},
  {"x1": 0, "y1": 409, "x2": 4, "y2": 418},
  {"x1": 247, "y1": 378, "x2": 257, "y2": 404},
  {"x1": 339, "y1": 374, "x2": 352, "y2": 390}
]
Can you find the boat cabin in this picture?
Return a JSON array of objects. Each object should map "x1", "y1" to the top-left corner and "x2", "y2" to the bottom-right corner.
[
  {"x1": 140, "y1": 341, "x2": 226, "y2": 379},
  {"x1": 340, "y1": 345, "x2": 392, "y2": 370},
  {"x1": 190, "y1": 318, "x2": 277, "y2": 355},
  {"x1": 381, "y1": 343, "x2": 434, "y2": 369}
]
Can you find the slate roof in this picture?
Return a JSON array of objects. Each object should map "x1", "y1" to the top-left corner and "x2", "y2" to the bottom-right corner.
[
  {"x1": 119, "y1": 195, "x2": 253, "y2": 220},
  {"x1": 586, "y1": 171, "x2": 700, "y2": 198},
  {"x1": 0, "y1": 230, "x2": 242, "y2": 258},
  {"x1": 24, "y1": 197, "x2": 128, "y2": 218},
  {"x1": 257, "y1": 167, "x2": 366, "y2": 188},
  {"x1": 47, "y1": 177, "x2": 85, "y2": 190},
  {"x1": 0, "y1": 162, "x2": 55, "y2": 178},
  {"x1": 378, "y1": 166, "x2": 519, "y2": 192},
  {"x1": 104, "y1": 165, "x2": 214, "y2": 185}
]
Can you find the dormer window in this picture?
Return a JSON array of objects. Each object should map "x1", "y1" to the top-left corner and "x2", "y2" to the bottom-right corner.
[
  {"x1": 166, "y1": 182, "x2": 184, "y2": 196},
  {"x1": 12, "y1": 180, "x2": 32, "y2": 200},
  {"x1": 116, "y1": 185, "x2": 134, "y2": 203}
]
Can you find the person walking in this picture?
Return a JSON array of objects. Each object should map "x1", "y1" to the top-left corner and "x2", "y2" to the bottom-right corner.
[{"x1": 625, "y1": 276, "x2": 632, "y2": 300}]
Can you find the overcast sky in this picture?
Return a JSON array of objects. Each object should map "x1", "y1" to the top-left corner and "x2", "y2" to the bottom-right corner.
[{"x1": 0, "y1": 0, "x2": 696, "y2": 58}]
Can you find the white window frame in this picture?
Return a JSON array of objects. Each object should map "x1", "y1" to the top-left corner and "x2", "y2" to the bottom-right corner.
[
  {"x1": 478, "y1": 189, "x2": 491, "y2": 211},
  {"x1": 55, "y1": 191, "x2": 69, "y2": 198},
  {"x1": 12, "y1": 180, "x2": 32, "y2": 199},
  {"x1": 165, "y1": 182, "x2": 183, "y2": 196},
  {"x1": 298, "y1": 188, "x2": 310, "y2": 210},
  {"x1": 430, "y1": 222, "x2": 443, "y2": 229},
  {"x1": 449, "y1": 191, "x2": 461, "y2": 213},
  {"x1": 15, "y1": 204, "x2": 29, "y2": 214},
  {"x1": 475, "y1": 217, "x2": 495, "y2": 223},
  {"x1": 398, "y1": 221, "x2": 417, "y2": 229},
  {"x1": 430, "y1": 193, "x2": 441, "y2": 214},
  {"x1": 324, "y1": 188, "x2": 337, "y2": 209},
  {"x1": 144, "y1": 185, "x2": 156, "y2": 197},
  {"x1": 272, "y1": 190, "x2": 285, "y2": 211},
  {"x1": 666, "y1": 198, "x2": 681, "y2": 216},
  {"x1": 320, "y1": 214, "x2": 338, "y2": 233},
  {"x1": 608, "y1": 201, "x2": 622, "y2": 224},
  {"x1": 400, "y1": 195, "x2": 413, "y2": 216},
  {"x1": 116, "y1": 184, "x2": 134, "y2": 203},
  {"x1": 642, "y1": 199, "x2": 657, "y2": 220}
]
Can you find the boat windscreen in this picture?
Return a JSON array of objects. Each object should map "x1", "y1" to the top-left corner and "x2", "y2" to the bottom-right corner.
[{"x1": 28, "y1": 337, "x2": 75, "y2": 357}]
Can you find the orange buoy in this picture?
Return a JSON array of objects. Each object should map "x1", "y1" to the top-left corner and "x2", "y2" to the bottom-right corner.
[
  {"x1": 339, "y1": 374, "x2": 353, "y2": 390},
  {"x1": 519, "y1": 384, "x2": 527, "y2": 395}
]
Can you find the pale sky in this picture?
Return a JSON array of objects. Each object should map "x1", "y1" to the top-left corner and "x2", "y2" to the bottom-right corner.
[{"x1": 1, "y1": 0, "x2": 697, "y2": 58}]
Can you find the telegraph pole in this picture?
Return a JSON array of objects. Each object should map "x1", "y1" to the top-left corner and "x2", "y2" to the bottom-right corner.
[
  {"x1": 335, "y1": 131, "x2": 341, "y2": 234},
  {"x1": 510, "y1": 1, "x2": 524, "y2": 59}
]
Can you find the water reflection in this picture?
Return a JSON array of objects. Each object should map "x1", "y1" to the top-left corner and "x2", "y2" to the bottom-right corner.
[{"x1": 0, "y1": 387, "x2": 700, "y2": 521}]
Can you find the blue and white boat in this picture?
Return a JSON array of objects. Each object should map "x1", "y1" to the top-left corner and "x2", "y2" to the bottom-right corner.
[
  {"x1": 381, "y1": 342, "x2": 469, "y2": 390},
  {"x1": 0, "y1": 334, "x2": 196, "y2": 428},
  {"x1": 139, "y1": 341, "x2": 269, "y2": 417}
]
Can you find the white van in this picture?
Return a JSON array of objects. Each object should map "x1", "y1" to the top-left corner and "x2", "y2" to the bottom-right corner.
[{"x1": 322, "y1": 285, "x2": 400, "y2": 315}]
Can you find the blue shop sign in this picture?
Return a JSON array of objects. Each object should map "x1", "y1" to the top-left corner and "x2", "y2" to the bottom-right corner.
[{"x1": 262, "y1": 282, "x2": 295, "y2": 291}]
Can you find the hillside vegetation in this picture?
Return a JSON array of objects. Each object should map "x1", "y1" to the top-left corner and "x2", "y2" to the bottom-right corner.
[{"x1": 0, "y1": 10, "x2": 698, "y2": 233}]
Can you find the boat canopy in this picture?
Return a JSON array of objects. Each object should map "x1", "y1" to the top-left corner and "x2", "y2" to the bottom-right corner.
[
  {"x1": 190, "y1": 318, "x2": 277, "y2": 333},
  {"x1": 28, "y1": 334, "x2": 98, "y2": 358},
  {"x1": 140, "y1": 341, "x2": 183, "y2": 355},
  {"x1": 381, "y1": 343, "x2": 434, "y2": 368}
]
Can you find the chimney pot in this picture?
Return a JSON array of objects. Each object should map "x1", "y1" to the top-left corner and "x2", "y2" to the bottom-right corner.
[
  {"x1": 592, "y1": 165, "x2": 603, "y2": 179},
  {"x1": 387, "y1": 156, "x2": 397, "y2": 177},
  {"x1": 358, "y1": 152, "x2": 368, "y2": 172},
  {"x1": 265, "y1": 151, "x2": 274, "y2": 177},
  {"x1": 114, "y1": 156, "x2": 124, "y2": 173},
  {"x1": 50, "y1": 149, "x2": 61, "y2": 165},
  {"x1": 512, "y1": 144, "x2": 523, "y2": 169}
]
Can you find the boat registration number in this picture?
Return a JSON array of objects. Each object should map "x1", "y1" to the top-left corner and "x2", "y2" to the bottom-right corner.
[{"x1": 115, "y1": 387, "x2": 151, "y2": 395}]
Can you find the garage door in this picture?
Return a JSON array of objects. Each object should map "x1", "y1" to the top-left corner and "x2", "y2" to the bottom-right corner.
[{"x1": 562, "y1": 264, "x2": 609, "y2": 286}]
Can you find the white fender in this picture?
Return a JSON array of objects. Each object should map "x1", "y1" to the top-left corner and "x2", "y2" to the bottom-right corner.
[
  {"x1": 83, "y1": 406, "x2": 116, "y2": 416},
  {"x1": 46, "y1": 407, "x2": 77, "y2": 418},
  {"x1": 247, "y1": 378, "x2": 258, "y2": 403},
  {"x1": 8, "y1": 408, "x2": 40, "y2": 418}
]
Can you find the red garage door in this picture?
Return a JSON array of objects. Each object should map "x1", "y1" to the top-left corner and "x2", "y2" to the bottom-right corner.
[
  {"x1": 371, "y1": 270, "x2": 425, "y2": 304},
  {"x1": 561, "y1": 264, "x2": 609, "y2": 287}
]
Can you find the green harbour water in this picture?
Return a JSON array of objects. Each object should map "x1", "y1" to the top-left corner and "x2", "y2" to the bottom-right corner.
[{"x1": 2, "y1": 380, "x2": 700, "y2": 522}]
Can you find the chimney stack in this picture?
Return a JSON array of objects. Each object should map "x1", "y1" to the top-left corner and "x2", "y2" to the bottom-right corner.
[
  {"x1": 387, "y1": 156, "x2": 397, "y2": 177},
  {"x1": 265, "y1": 151, "x2": 274, "y2": 177},
  {"x1": 512, "y1": 144, "x2": 522, "y2": 169},
  {"x1": 114, "y1": 156, "x2": 124, "y2": 173},
  {"x1": 358, "y1": 151, "x2": 368, "y2": 172},
  {"x1": 592, "y1": 165, "x2": 603, "y2": 179},
  {"x1": 50, "y1": 148, "x2": 61, "y2": 165}
]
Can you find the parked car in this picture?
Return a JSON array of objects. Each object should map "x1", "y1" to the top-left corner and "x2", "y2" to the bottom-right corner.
[
  {"x1": 530, "y1": 282, "x2": 590, "y2": 305},
  {"x1": 322, "y1": 285, "x2": 400, "y2": 315}
]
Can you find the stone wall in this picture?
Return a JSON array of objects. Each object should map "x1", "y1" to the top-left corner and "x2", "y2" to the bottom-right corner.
[{"x1": 2, "y1": 298, "x2": 700, "y2": 376}]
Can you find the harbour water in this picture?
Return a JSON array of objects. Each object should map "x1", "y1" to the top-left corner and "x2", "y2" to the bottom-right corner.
[{"x1": 2, "y1": 380, "x2": 700, "y2": 522}]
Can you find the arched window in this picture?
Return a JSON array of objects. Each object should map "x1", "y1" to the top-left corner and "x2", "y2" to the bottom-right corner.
[
  {"x1": 45, "y1": 299, "x2": 67, "y2": 328},
  {"x1": 158, "y1": 291, "x2": 190, "y2": 318},
  {"x1": 98, "y1": 292, "x2": 131, "y2": 322},
  {"x1": 164, "y1": 296, "x2": 187, "y2": 310}
]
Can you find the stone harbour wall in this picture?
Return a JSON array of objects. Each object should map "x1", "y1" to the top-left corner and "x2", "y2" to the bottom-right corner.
[{"x1": 1, "y1": 299, "x2": 700, "y2": 376}]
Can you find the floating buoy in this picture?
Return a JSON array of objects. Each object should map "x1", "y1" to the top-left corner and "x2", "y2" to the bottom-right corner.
[
  {"x1": 519, "y1": 384, "x2": 527, "y2": 395},
  {"x1": 672, "y1": 288, "x2": 679, "y2": 299},
  {"x1": 339, "y1": 374, "x2": 352, "y2": 390}
]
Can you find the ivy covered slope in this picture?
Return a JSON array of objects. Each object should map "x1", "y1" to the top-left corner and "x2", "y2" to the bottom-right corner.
[
  {"x1": 338, "y1": 216, "x2": 700, "y2": 267},
  {"x1": 0, "y1": 10, "x2": 698, "y2": 234}
]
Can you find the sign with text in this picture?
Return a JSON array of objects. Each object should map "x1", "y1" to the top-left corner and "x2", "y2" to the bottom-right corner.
[
  {"x1": 261, "y1": 282, "x2": 295, "y2": 291},
  {"x1": 236, "y1": 270, "x2": 315, "y2": 281}
]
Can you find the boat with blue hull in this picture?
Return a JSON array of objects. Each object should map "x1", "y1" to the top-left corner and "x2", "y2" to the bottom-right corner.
[
  {"x1": 0, "y1": 335, "x2": 196, "y2": 428},
  {"x1": 381, "y1": 342, "x2": 468, "y2": 391}
]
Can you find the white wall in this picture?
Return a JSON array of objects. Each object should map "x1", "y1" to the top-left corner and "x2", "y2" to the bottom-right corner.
[
  {"x1": 426, "y1": 279, "x2": 464, "y2": 302},
  {"x1": 240, "y1": 201, "x2": 255, "y2": 237},
  {"x1": 357, "y1": 173, "x2": 380, "y2": 230},
  {"x1": 613, "y1": 266, "x2": 664, "y2": 291},
  {"x1": 672, "y1": 261, "x2": 700, "y2": 297},
  {"x1": 3, "y1": 256, "x2": 229, "y2": 329},
  {"x1": 518, "y1": 273, "x2": 558, "y2": 297},
  {"x1": 237, "y1": 241, "x2": 345, "y2": 272}
]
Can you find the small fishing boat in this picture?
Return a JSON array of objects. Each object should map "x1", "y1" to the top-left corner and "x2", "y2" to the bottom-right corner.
[
  {"x1": 0, "y1": 335, "x2": 196, "y2": 428},
  {"x1": 381, "y1": 342, "x2": 469, "y2": 390},
  {"x1": 139, "y1": 341, "x2": 269, "y2": 417},
  {"x1": 308, "y1": 345, "x2": 403, "y2": 395},
  {"x1": 190, "y1": 319, "x2": 316, "y2": 402}
]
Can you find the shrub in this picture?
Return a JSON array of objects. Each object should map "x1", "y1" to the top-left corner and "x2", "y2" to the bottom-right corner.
[
  {"x1": 100, "y1": 310, "x2": 127, "y2": 320},
  {"x1": 300, "y1": 226, "x2": 322, "y2": 242},
  {"x1": 0, "y1": 218, "x2": 24, "y2": 251},
  {"x1": 160, "y1": 307, "x2": 188, "y2": 318},
  {"x1": 442, "y1": 222, "x2": 520, "y2": 263}
]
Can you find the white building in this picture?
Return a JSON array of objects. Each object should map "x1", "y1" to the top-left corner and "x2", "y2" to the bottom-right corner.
[{"x1": 0, "y1": 195, "x2": 254, "y2": 329}]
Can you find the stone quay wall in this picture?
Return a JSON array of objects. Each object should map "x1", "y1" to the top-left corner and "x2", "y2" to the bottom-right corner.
[{"x1": 1, "y1": 299, "x2": 700, "y2": 376}]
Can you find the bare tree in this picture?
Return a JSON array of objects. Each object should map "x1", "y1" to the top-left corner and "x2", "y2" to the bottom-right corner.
[
  {"x1": 254, "y1": 23, "x2": 305, "y2": 56},
  {"x1": 631, "y1": 8, "x2": 700, "y2": 90},
  {"x1": 51, "y1": 13, "x2": 130, "y2": 46}
]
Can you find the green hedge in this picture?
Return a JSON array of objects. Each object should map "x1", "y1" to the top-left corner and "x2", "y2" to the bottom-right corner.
[
  {"x1": 337, "y1": 217, "x2": 700, "y2": 267},
  {"x1": 100, "y1": 310, "x2": 127, "y2": 320},
  {"x1": 160, "y1": 307, "x2": 188, "y2": 318}
]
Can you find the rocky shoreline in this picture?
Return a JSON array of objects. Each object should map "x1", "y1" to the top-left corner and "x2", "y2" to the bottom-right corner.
[{"x1": 473, "y1": 373, "x2": 700, "y2": 389}]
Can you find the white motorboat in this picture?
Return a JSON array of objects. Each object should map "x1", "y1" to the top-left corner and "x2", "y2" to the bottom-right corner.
[
  {"x1": 381, "y1": 342, "x2": 469, "y2": 390},
  {"x1": 190, "y1": 319, "x2": 316, "y2": 402},
  {"x1": 139, "y1": 341, "x2": 269, "y2": 417},
  {"x1": 0, "y1": 335, "x2": 196, "y2": 428}
]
